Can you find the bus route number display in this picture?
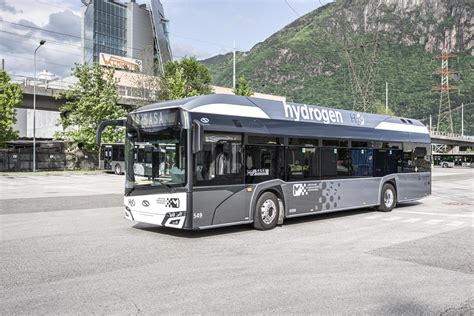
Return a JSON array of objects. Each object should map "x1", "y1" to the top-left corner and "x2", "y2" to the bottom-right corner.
[{"x1": 130, "y1": 109, "x2": 178, "y2": 128}]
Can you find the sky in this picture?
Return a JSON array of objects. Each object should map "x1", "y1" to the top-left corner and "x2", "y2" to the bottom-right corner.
[{"x1": 0, "y1": 0, "x2": 330, "y2": 79}]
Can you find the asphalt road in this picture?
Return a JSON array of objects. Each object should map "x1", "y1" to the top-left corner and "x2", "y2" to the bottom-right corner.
[{"x1": 0, "y1": 169, "x2": 473, "y2": 314}]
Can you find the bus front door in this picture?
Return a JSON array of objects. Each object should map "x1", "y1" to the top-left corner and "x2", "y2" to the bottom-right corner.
[{"x1": 104, "y1": 146, "x2": 112, "y2": 170}]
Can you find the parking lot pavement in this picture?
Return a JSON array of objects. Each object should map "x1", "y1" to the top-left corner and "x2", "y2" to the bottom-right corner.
[
  {"x1": 0, "y1": 173, "x2": 123, "y2": 200},
  {"x1": 0, "y1": 169, "x2": 473, "y2": 314}
]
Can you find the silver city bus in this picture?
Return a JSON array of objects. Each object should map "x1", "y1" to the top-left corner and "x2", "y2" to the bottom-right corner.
[
  {"x1": 99, "y1": 143, "x2": 125, "y2": 174},
  {"x1": 96, "y1": 94, "x2": 431, "y2": 230}
]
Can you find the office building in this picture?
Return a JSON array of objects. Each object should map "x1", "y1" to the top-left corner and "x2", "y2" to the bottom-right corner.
[{"x1": 81, "y1": 0, "x2": 172, "y2": 74}]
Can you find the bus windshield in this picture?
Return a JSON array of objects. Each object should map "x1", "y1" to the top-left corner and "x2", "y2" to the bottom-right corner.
[{"x1": 125, "y1": 126, "x2": 187, "y2": 189}]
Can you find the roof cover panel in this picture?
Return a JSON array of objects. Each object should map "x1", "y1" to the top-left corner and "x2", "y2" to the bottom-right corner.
[{"x1": 133, "y1": 94, "x2": 428, "y2": 135}]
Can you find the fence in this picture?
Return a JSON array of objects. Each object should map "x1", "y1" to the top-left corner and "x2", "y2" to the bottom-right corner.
[{"x1": 0, "y1": 142, "x2": 98, "y2": 172}]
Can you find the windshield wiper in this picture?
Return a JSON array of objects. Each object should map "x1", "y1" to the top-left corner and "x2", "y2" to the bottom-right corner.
[
  {"x1": 153, "y1": 177, "x2": 176, "y2": 193},
  {"x1": 125, "y1": 186, "x2": 135, "y2": 196}
]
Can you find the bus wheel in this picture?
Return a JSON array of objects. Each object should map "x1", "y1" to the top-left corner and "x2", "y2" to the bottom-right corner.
[
  {"x1": 253, "y1": 192, "x2": 279, "y2": 230},
  {"x1": 377, "y1": 183, "x2": 397, "y2": 212},
  {"x1": 114, "y1": 164, "x2": 122, "y2": 175}
]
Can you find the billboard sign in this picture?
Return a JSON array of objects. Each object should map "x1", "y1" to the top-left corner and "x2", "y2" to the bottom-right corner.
[{"x1": 99, "y1": 53, "x2": 142, "y2": 71}]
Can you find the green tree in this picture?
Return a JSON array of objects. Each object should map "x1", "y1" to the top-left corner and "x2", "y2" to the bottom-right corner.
[
  {"x1": 0, "y1": 70, "x2": 22, "y2": 147},
  {"x1": 56, "y1": 63, "x2": 126, "y2": 151},
  {"x1": 374, "y1": 100, "x2": 394, "y2": 115},
  {"x1": 165, "y1": 67, "x2": 187, "y2": 100},
  {"x1": 162, "y1": 57, "x2": 212, "y2": 99},
  {"x1": 233, "y1": 75, "x2": 253, "y2": 96}
]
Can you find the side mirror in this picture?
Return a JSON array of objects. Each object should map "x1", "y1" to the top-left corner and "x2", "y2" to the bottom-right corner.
[
  {"x1": 96, "y1": 118, "x2": 125, "y2": 145},
  {"x1": 414, "y1": 147, "x2": 427, "y2": 158},
  {"x1": 192, "y1": 120, "x2": 204, "y2": 154}
]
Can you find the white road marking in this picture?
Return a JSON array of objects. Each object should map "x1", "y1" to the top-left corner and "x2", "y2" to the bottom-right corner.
[
  {"x1": 363, "y1": 215, "x2": 382, "y2": 220},
  {"x1": 402, "y1": 218, "x2": 422, "y2": 223},
  {"x1": 425, "y1": 219, "x2": 443, "y2": 225},
  {"x1": 397, "y1": 211, "x2": 473, "y2": 218},
  {"x1": 446, "y1": 221, "x2": 464, "y2": 227},
  {"x1": 383, "y1": 216, "x2": 403, "y2": 222}
]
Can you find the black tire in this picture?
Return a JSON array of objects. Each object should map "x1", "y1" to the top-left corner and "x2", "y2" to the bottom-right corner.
[
  {"x1": 253, "y1": 192, "x2": 280, "y2": 230},
  {"x1": 114, "y1": 164, "x2": 122, "y2": 175},
  {"x1": 442, "y1": 163, "x2": 447, "y2": 168},
  {"x1": 377, "y1": 183, "x2": 397, "y2": 212}
]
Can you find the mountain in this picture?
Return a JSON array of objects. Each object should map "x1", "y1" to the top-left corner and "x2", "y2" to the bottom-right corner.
[{"x1": 202, "y1": 0, "x2": 474, "y2": 135}]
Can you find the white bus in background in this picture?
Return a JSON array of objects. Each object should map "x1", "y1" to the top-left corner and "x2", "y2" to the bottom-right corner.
[{"x1": 99, "y1": 143, "x2": 125, "y2": 175}]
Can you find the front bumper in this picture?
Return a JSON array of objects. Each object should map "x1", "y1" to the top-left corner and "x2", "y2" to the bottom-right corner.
[
  {"x1": 124, "y1": 192, "x2": 187, "y2": 229},
  {"x1": 125, "y1": 207, "x2": 186, "y2": 229}
]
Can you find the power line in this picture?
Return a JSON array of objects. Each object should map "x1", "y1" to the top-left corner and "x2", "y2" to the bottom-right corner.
[
  {"x1": 0, "y1": 20, "x2": 144, "y2": 54},
  {"x1": 34, "y1": 0, "x2": 80, "y2": 11},
  {"x1": 0, "y1": 30, "x2": 83, "y2": 57},
  {"x1": 0, "y1": 19, "x2": 234, "y2": 53},
  {"x1": 171, "y1": 34, "x2": 232, "y2": 50},
  {"x1": 1, "y1": 52, "x2": 76, "y2": 68},
  {"x1": 0, "y1": 29, "x2": 81, "y2": 48},
  {"x1": 0, "y1": 20, "x2": 83, "y2": 42},
  {"x1": 284, "y1": 0, "x2": 300, "y2": 17}
]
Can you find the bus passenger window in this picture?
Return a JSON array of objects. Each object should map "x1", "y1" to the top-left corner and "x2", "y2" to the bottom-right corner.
[
  {"x1": 351, "y1": 148, "x2": 373, "y2": 177},
  {"x1": 245, "y1": 145, "x2": 284, "y2": 184},
  {"x1": 414, "y1": 144, "x2": 431, "y2": 172},
  {"x1": 286, "y1": 147, "x2": 320, "y2": 181},
  {"x1": 336, "y1": 148, "x2": 350, "y2": 177},
  {"x1": 402, "y1": 143, "x2": 415, "y2": 173},
  {"x1": 321, "y1": 148, "x2": 337, "y2": 179},
  {"x1": 194, "y1": 133, "x2": 243, "y2": 186}
]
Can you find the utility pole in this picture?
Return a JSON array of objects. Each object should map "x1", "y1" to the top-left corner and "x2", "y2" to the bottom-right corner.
[
  {"x1": 461, "y1": 103, "x2": 464, "y2": 137},
  {"x1": 385, "y1": 82, "x2": 388, "y2": 114},
  {"x1": 429, "y1": 114, "x2": 432, "y2": 132},
  {"x1": 433, "y1": 50, "x2": 457, "y2": 134},
  {"x1": 1, "y1": 59, "x2": 4, "y2": 70},
  {"x1": 233, "y1": 40, "x2": 236, "y2": 89}
]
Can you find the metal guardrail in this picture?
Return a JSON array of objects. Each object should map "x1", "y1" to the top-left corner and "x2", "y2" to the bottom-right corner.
[{"x1": 430, "y1": 131, "x2": 474, "y2": 141}]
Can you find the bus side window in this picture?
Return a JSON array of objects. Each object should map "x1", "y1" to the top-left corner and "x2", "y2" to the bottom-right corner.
[
  {"x1": 194, "y1": 133, "x2": 243, "y2": 186},
  {"x1": 245, "y1": 145, "x2": 284, "y2": 184},
  {"x1": 414, "y1": 144, "x2": 431, "y2": 172},
  {"x1": 351, "y1": 148, "x2": 373, "y2": 177},
  {"x1": 321, "y1": 148, "x2": 337, "y2": 179},
  {"x1": 402, "y1": 143, "x2": 415, "y2": 173},
  {"x1": 286, "y1": 147, "x2": 320, "y2": 181}
]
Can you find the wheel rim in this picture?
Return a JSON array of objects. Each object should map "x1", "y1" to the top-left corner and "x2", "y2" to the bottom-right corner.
[
  {"x1": 115, "y1": 165, "x2": 120, "y2": 174},
  {"x1": 384, "y1": 189, "x2": 394, "y2": 208},
  {"x1": 260, "y1": 199, "x2": 277, "y2": 225}
]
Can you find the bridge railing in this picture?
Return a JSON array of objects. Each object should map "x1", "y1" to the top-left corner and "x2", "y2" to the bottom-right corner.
[
  {"x1": 430, "y1": 131, "x2": 474, "y2": 141},
  {"x1": 12, "y1": 74, "x2": 150, "y2": 101}
]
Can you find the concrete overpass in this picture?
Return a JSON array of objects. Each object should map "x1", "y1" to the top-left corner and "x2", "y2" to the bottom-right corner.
[
  {"x1": 20, "y1": 84, "x2": 139, "y2": 111},
  {"x1": 429, "y1": 131, "x2": 474, "y2": 147},
  {"x1": 13, "y1": 81, "x2": 141, "y2": 139}
]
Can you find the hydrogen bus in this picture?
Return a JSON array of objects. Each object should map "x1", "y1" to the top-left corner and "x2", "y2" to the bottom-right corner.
[{"x1": 96, "y1": 94, "x2": 431, "y2": 230}]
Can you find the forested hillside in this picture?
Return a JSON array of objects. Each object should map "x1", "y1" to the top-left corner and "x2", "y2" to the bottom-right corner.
[{"x1": 202, "y1": 0, "x2": 473, "y2": 134}]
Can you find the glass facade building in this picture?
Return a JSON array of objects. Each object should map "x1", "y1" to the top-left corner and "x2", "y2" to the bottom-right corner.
[
  {"x1": 82, "y1": 0, "x2": 172, "y2": 73},
  {"x1": 93, "y1": 0, "x2": 127, "y2": 59}
]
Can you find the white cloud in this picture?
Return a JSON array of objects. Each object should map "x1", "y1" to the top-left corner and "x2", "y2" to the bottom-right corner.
[
  {"x1": 171, "y1": 42, "x2": 213, "y2": 60},
  {"x1": 0, "y1": 0, "x2": 82, "y2": 77}
]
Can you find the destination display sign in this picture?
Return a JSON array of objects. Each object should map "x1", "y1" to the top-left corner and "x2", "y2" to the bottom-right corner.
[{"x1": 130, "y1": 109, "x2": 178, "y2": 128}]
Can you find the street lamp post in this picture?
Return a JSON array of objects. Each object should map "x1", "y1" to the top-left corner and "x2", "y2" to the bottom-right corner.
[{"x1": 33, "y1": 40, "x2": 46, "y2": 172}]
